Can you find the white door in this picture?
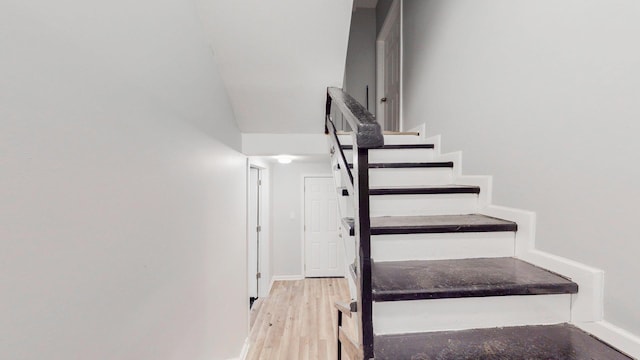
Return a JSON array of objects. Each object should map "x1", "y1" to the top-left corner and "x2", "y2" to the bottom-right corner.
[
  {"x1": 304, "y1": 177, "x2": 343, "y2": 277},
  {"x1": 248, "y1": 167, "x2": 260, "y2": 299},
  {"x1": 377, "y1": 0, "x2": 401, "y2": 131}
]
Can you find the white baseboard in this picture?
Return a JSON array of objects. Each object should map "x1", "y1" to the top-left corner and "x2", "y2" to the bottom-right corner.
[
  {"x1": 576, "y1": 321, "x2": 640, "y2": 358},
  {"x1": 271, "y1": 274, "x2": 304, "y2": 281},
  {"x1": 226, "y1": 337, "x2": 249, "y2": 360},
  {"x1": 481, "y1": 205, "x2": 604, "y2": 323}
]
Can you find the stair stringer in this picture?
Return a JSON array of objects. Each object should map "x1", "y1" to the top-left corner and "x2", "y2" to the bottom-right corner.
[
  {"x1": 478, "y1": 206, "x2": 640, "y2": 360},
  {"x1": 424, "y1": 132, "x2": 604, "y2": 324},
  {"x1": 577, "y1": 320, "x2": 640, "y2": 359},
  {"x1": 429, "y1": 139, "x2": 493, "y2": 209},
  {"x1": 480, "y1": 205, "x2": 604, "y2": 324},
  {"x1": 332, "y1": 129, "x2": 640, "y2": 357}
]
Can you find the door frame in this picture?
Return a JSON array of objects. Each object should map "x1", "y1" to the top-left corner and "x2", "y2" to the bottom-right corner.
[
  {"x1": 301, "y1": 174, "x2": 343, "y2": 278},
  {"x1": 246, "y1": 161, "x2": 270, "y2": 301},
  {"x1": 376, "y1": 0, "x2": 403, "y2": 131},
  {"x1": 247, "y1": 166, "x2": 262, "y2": 301}
]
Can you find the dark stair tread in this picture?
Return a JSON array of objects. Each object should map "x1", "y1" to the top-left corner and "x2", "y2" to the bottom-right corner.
[
  {"x1": 340, "y1": 144, "x2": 435, "y2": 150},
  {"x1": 340, "y1": 184, "x2": 480, "y2": 196},
  {"x1": 339, "y1": 162, "x2": 454, "y2": 169},
  {"x1": 371, "y1": 257, "x2": 578, "y2": 302},
  {"x1": 374, "y1": 323, "x2": 633, "y2": 360},
  {"x1": 343, "y1": 214, "x2": 517, "y2": 236}
]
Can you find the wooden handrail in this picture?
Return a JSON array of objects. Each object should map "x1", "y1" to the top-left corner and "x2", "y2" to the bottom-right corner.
[
  {"x1": 334, "y1": 301, "x2": 357, "y2": 318},
  {"x1": 326, "y1": 87, "x2": 384, "y2": 149},
  {"x1": 325, "y1": 87, "x2": 381, "y2": 360}
]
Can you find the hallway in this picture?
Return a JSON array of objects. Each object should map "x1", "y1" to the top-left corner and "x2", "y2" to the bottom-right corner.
[{"x1": 247, "y1": 279, "x2": 355, "y2": 360}]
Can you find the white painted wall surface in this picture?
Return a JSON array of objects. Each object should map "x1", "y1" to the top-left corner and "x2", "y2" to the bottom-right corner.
[
  {"x1": 242, "y1": 134, "x2": 328, "y2": 156},
  {"x1": 271, "y1": 159, "x2": 332, "y2": 277},
  {"x1": 195, "y1": 0, "x2": 354, "y2": 133},
  {"x1": 402, "y1": 0, "x2": 640, "y2": 337},
  {"x1": 345, "y1": 9, "x2": 377, "y2": 115},
  {"x1": 0, "y1": 1, "x2": 247, "y2": 359}
]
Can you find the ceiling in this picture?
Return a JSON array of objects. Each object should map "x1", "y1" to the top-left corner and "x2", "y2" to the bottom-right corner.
[{"x1": 194, "y1": 0, "x2": 353, "y2": 134}]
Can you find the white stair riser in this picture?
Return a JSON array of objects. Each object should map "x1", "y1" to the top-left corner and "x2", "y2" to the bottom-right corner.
[
  {"x1": 344, "y1": 148, "x2": 435, "y2": 164},
  {"x1": 341, "y1": 193, "x2": 478, "y2": 217},
  {"x1": 338, "y1": 134, "x2": 423, "y2": 145},
  {"x1": 370, "y1": 168, "x2": 454, "y2": 187},
  {"x1": 370, "y1": 194, "x2": 479, "y2": 217},
  {"x1": 373, "y1": 294, "x2": 572, "y2": 335},
  {"x1": 371, "y1": 232, "x2": 515, "y2": 262}
]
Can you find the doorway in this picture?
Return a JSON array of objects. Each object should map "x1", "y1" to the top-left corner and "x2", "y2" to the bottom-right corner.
[
  {"x1": 304, "y1": 176, "x2": 344, "y2": 277},
  {"x1": 248, "y1": 166, "x2": 262, "y2": 308},
  {"x1": 376, "y1": 0, "x2": 402, "y2": 132}
]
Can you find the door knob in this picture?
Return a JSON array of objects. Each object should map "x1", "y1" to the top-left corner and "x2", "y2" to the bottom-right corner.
[{"x1": 381, "y1": 97, "x2": 387, "y2": 102}]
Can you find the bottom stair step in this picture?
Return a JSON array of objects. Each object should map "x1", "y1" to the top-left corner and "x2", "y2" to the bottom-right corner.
[{"x1": 374, "y1": 323, "x2": 633, "y2": 360}]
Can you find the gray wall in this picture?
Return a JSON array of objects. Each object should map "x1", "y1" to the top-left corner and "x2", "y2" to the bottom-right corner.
[
  {"x1": 345, "y1": 8, "x2": 377, "y2": 114},
  {"x1": 403, "y1": 0, "x2": 640, "y2": 336},
  {"x1": 0, "y1": 0, "x2": 247, "y2": 359},
  {"x1": 376, "y1": 0, "x2": 394, "y2": 35}
]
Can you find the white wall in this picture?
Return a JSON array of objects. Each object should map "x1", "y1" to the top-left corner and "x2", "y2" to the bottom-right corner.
[
  {"x1": 0, "y1": 1, "x2": 248, "y2": 359},
  {"x1": 194, "y1": 0, "x2": 354, "y2": 133},
  {"x1": 345, "y1": 9, "x2": 377, "y2": 114},
  {"x1": 403, "y1": 0, "x2": 640, "y2": 336},
  {"x1": 242, "y1": 134, "x2": 328, "y2": 156},
  {"x1": 270, "y1": 159, "x2": 332, "y2": 277}
]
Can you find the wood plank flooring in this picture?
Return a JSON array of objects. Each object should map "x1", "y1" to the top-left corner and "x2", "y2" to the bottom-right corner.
[{"x1": 246, "y1": 278, "x2": 355, "y2": 360}]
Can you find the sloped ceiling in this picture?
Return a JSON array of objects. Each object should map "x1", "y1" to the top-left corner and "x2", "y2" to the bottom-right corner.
[{"x1": 195, "y1": 0, "x2": 353, "y2": 133}]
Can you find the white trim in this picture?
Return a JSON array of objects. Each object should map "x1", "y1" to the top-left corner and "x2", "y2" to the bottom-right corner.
[
  {"x1": 239, "y1": 338, "x2": 250, "y2": 360},
  {"x1": 424, "y1": 134, "x2": 441, "y2": 156},
  {"x1": 246, "y1": 161, "x2": 271, "y2": 299},
  {"x1": 480, "y1": 205, "x2": 605, "y2": 323},
  {"x1": 376, "y1": 0, "x2": 402, "y2": 131},
  {"x1": 399, "y1": 0, "x2": 404, "y2": 131},
  {"x1": 226, "y1": 337, "x2": 250, "y2": 360},
  {"x1": 268, "y1": 275, "x2": 306, "y2": 297},
  {"x1": 408, "y1": 123, "x2": 426, "y2": 141},
  {"x1": 413, "y1": 132, "x2": 604, "y2": 323},
  {"x1": 244, "y1": 159, "x2": 251, "y2": 337},
  {"x1": 576, "y1": 321, "x2": 640, "y2": 358},
  {"x1": 424, "y1": 131, "x2": 604, "y2": 324},
  {"x1": 271, "y1": 275, "x2": 305, "y2": 282}
]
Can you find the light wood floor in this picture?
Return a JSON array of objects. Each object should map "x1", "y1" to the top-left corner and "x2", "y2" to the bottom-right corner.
[{"x1": 246, "y1": 278, "x2": 356, "y2": 360}]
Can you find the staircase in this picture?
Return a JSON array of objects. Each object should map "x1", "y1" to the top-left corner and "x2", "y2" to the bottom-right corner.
[{"x1": 325, "y1": 87, "x2": 633, "y2": 359}]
